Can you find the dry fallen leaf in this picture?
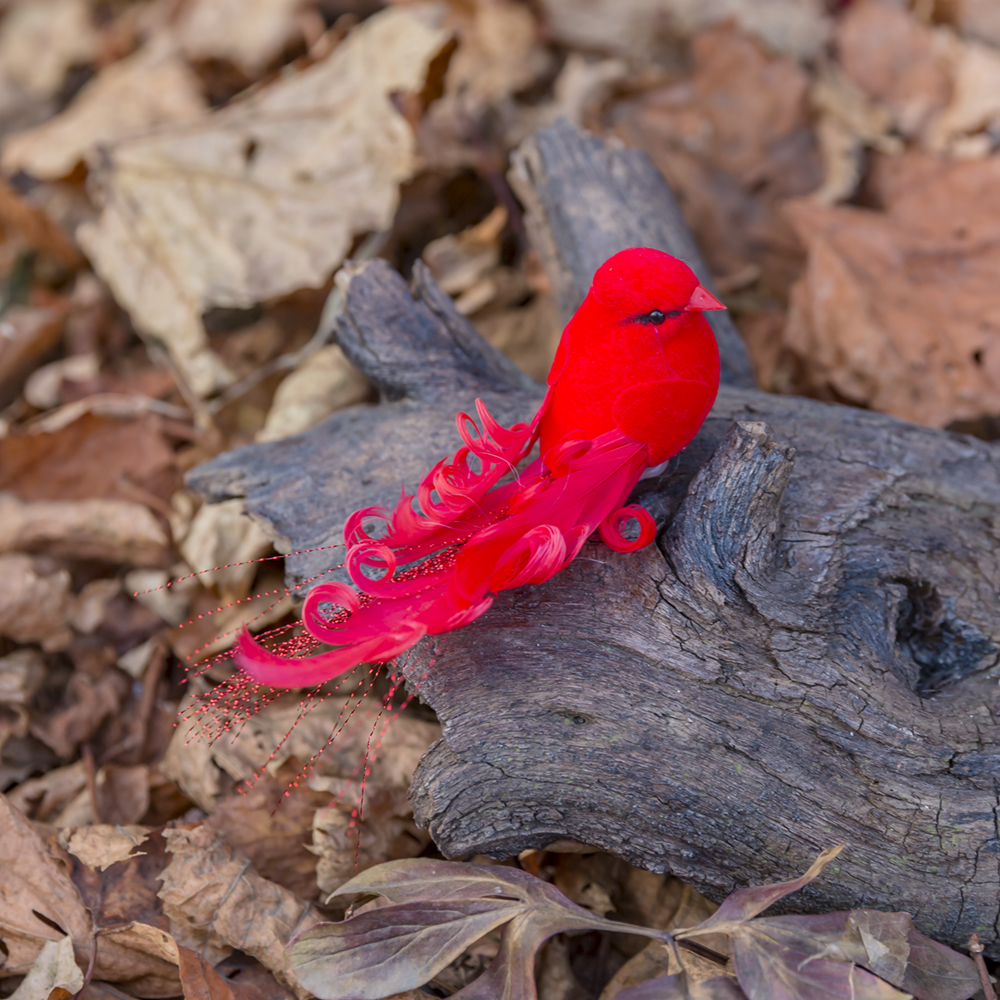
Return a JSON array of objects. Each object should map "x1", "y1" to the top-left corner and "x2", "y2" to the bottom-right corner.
[
  {"x1": 0, "y1": 303, "x2": 68, "y2": 396},
  {"x1": 5, "y1": 760, "x2": 88, "y2": 823},
  {"x1": 835, "y1": 0, "x2": 953, "y2": 142},
  {"x1": 613, "y1": 23, "x2": 822, "y2": 297},
  {"x1": 77, "y1": 5, "x2": 451, "y2": 396},
  {"x1": 0, "y1": 413, "x2": 178, "y2": 504},
  {"x1": 31, "y1": 670, "x2": 129, "y2": 760},
  {"x1": 538, "y1": 0, "x2": 830, "y2": 60},
  {"x1": 0, "y1": 553, "x2": 72, "y2": 648},
  {"x1": 179, "y1": 498, "x2": 273, "y2": 597},
  {"x1": 7, "y1": 935, "x2": 84, "y2": 1000},
  {"x1": 174, "y1": 0, "x2": 307, "y2": 77},
  {"x1": 925, "y1": 38, "x2": 1000, "y2": 156},
  {"x1": 61, "y1": 824, "x2": 151, "y2": 872},
  {"x1": 957, "y1": 0, "x2": 1000, "y2": 47},
  {"x1": 0, "y1": 493, "x2": 170, "y2": 565},
  {"x1": 164, "y1": 684, "x2": 440, "y2": 816},
  {"x1": 1, "y1": 36, "x2": 208, "y2": 180},
  {"x1": 0, "y1": 0, "x2": 98, "y2": 102},
  {"x1": 0, "y1": 793, "x2": 92, "y2": 975},
  {"x1": 783, "y1": 151, "x2": 1000, "y2": 427},
  {"x1": 206, "y1": 764, "x2": 330, "y2": 901},
  {"x1": 313, "y1": 782, "x2": 432, "y2": 897},
  {"x1": 257, "y1": 345, "x2": 371, "y2": 443},
  {"x1": 159, "y1": 824, "x2": 323, "y2": 994}
]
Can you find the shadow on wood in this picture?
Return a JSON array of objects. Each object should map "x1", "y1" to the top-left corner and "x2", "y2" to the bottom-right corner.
[{"x1": 187, "y1": 120, "x2": 1000, "y2": 955}]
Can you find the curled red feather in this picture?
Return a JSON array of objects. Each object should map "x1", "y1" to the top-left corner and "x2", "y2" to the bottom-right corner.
[{"x1": 235, "y1": 247, "x2": 723, "y2": 686}]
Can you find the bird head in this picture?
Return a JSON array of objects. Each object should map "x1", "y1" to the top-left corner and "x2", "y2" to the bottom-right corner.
[{"x1": 590, "y1": 246, "x2": 725, "y2": 338}]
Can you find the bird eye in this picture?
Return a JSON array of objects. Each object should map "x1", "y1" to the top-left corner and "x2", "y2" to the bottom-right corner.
[{"x1": 640, "y1": 309, "x2": 682, "y2": 324}]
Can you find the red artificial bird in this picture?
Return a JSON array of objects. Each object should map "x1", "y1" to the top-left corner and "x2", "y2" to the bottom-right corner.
[{"x1": 235, "y1": 247, "x2": 723, "y2": 687}]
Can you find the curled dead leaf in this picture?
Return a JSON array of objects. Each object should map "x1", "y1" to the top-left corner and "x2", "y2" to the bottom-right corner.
[
  {"x1": 76, "y1": 5, "x2": 452, "y2": 396},
  {"x1": 7, "y1": 935, "x2": 83, "y2": 1000},
  {"x1": 0, "y1": 493, "x2": 170, "y2": 565},
  {"x1": 783, "y1": 153, "x2": 1000, "y2": 426},
  {"x1": 158, "y1": 824, "x2": 323, "y2": 995},
  {"x1": 60, "y1": 824, "x2": 151, "y2": 872},
  {"x1": 0, "y1": 553, "x2": 71, "y2": 648},
  {"x1": 0, "y1": 793, "x2": 92, "y2": 975}
]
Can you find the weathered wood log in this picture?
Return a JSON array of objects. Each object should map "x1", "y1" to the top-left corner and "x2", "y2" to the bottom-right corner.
[{"x1": 187, "y1": 122, "x2": 1000, "y2": 954}]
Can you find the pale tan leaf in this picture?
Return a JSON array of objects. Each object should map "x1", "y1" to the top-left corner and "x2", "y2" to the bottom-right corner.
[
  {"x1": 7, "y1": 936, "x2": 83, "y2": 1000},
  {"x1": 0, "y1": 0, "x2": 98, "y2": 100},
  {"x1": 178, "y1": 498, "x2": 273, "y2": 597},
  {"x1": 174, "y1": 0, "x2": 307, "y2": 76},
  {"x1": 1, "y1": 36, "x2": 207, "y2": 180},
  {"x1": 0, "y1": 553, "x2": 71, "y2": 648},
  {"x1": 60, "y1": 825, "x2": 151, "y2": 872},
  {"x1": 76, "y1": 5, "x2": 450, "y2": 396},
  {"x1": 256, "y1": 345, "x2": 370, "y2": 443},
  {"x1": 0, "y1": 494, "x2": 169, "y2": 565}
]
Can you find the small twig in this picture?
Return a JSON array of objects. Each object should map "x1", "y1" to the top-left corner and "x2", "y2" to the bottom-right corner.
[
  {"x1": 81, "y1": 745, "x2": 101, "y2": 825},
  {"x1": 969, "y1": 933, "x2": 996, "y2": 1000},
  {"x1": 206, "y1": 230, "x2": 388, "y2": 415}
]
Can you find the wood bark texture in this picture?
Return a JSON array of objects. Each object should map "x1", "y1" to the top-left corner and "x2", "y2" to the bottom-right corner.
[{"x1": 187, "y1": 121, "x2": 1000, "y2": 955}]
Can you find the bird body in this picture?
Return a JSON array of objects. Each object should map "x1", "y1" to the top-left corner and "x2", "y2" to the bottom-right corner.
[{"x1": 235, "y1": 247, "x2": 723, "y2": 687}]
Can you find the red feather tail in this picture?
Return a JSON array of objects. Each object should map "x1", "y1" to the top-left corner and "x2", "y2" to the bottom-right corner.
[{"x1": 234, "y1": 399, "x2": 654, "y2": 687}]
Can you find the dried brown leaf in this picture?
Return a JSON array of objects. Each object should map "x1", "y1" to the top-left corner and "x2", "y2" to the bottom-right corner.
[
  {"x1": 956, "y1": 0, "x2": 1000, "y2": 46},
  {"x1": 164, "y1": 686, "x2": 439, "y2": 813},
  {"x1": 256, "y1": 345, "x2": 370, "y2": 443},
  {"x1": 835, "y1": 0, "x2": 952, "y2": 140},
  {"x1": 0, "y1": 494, "x2": 169, "y2": 565},
  {"x1": 61, "y1": 824, "x2": 150, "y2": 872},
  {"x1": 612, "y1": 23, "x2": 821, "y2": 299},
  {"x1": 7, "y1": 935, "x2": 84, "y2": 1000},
  {"x1": 76, "y1": 5, "x2": 450, "y2": 395},
  {"x1": 6, "y1": 761, "x2": 88, "y2": 823},
  {"x1": 1, "y1": 37, "x2": 207, "y2": 180},
  {"x1": 783, "y1": 153, "x2": 1000, "y2": 426},
  {"x1": 206, "y1": 765, "x2": 330, "y2": 901},
  {"x1": 313, "y1": 785, "x2": 432, "y2": 898},
  {"x1": 0, "y1": 553, "x2": 72, "y2": 648},
  {"x1": 177, "y1": 944, "x2": 276, "y2": 1000},
  {"x1": 31, "y1": 671, "x2": 129, "y2": 760},
  {"x1": 158, "y1": 824, "x2": 322, "y2": 995},
  {"x1": 0, "y1": 793, "x2": 92, "y2": 975},
  {"x1": 0, "y1": 413, "x2": 178, "y2": 504},
  {"x1": 537, "y1": 0, "x2": 830, "y2": 60},
  {"x1": 0, "y1": 304, "x2": 67, "y2": 392},
  {"x1": 178, "y1": 498, "x2": 272, "y2": 597}
]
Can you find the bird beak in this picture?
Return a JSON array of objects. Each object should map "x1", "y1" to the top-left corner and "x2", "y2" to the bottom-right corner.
[{"x1": 685, "y1": 285, "x2": 726, "y2": 311}]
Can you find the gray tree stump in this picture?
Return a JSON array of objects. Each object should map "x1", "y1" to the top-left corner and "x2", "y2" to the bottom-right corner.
[{"x1": 188, "y1": 121, "x2": 1000, "y2": 955}]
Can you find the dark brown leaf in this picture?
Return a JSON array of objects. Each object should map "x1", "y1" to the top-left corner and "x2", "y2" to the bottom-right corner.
[
  {"x1": 612, "y1": 972, "x2": 747, "y2": 1000},
  {"x1": 288, "y1": 899, "x2": 527, "y2": 1000},
  {"x1": 178, "y1": 945, "x2": 275, "y2": 1000},
  {"x1": 688, "y1": 846, "x2": 844, "y2": 932},
  {"x1": 295, "y1": 859, "x2": 675, "y2": 1000},
  {"x1": 729, "y1": 924, "x2": 909, "y2": 1000}
]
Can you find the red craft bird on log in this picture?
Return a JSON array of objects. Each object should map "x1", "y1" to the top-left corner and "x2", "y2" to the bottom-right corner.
[{"x1": 235, "y1": 247, "x2": 724, "y2": 686}]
